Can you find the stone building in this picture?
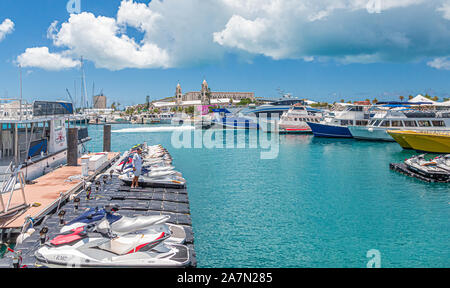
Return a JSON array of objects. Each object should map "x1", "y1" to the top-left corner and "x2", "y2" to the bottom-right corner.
[
  {"x1": 93, "y1": 94, "x2": 107, "y2": 109},
  {"x1": 175, "y1": 80, "x2": 255, "y2": 105}
]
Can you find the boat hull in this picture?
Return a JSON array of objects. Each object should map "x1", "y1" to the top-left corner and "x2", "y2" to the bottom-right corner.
[
  {"x1": 212, "y1": 118, "x2": 259, "y2": 130},
  {"x1": 387, "y1": 131, "x2": 450, "y2": 153},
  {"x1": 348, "y1": 126, "x2": 394, "y2": 141},
  {"x1": 307, "y1": 122, "x2": 353, "y2": 138}
]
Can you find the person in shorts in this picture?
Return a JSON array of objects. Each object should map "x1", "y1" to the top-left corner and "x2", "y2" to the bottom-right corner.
[{"x1": 131, "y1": 148, "x2": 143, "y2": 188}]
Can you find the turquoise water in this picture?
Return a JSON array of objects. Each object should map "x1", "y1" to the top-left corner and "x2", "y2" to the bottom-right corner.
[{"x1": 87, "y1": 124, "x2": 449, "y2": 268}]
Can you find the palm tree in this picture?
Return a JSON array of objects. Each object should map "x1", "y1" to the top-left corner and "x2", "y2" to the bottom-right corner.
[
  {"x1": 399, "y1": 96, "x2": 404, "y2": 102},
  {"x1": 372, "y1": 98, "x2": 378, "y2": 104}
]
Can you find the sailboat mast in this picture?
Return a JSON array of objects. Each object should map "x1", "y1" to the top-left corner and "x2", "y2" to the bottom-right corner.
[{"x1": 19, "y1": 64, "x2": 23, "y2": 120}]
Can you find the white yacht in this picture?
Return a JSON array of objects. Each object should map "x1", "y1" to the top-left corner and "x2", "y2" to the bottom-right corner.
[
  {"x1": 349, "y1": 108, "x2": 450, "y2": 141},
  {"x1": 261, "y1": 106, "x2": 322, "y2": 133},
  {"x1": 307, "y1": 104, "x2": 373, "y2": 138},
  {"x1": 0, "y1": 99, "x2": 90, "y2": 182}
]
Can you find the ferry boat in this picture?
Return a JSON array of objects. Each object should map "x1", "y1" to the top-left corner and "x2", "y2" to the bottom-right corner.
[
  {"x1": 245, "y1": 98, "x2": 306, "y2": 118},
  {"x1": 0, "y1": 100, "x2": 90, "y2": 182},
  {"x1": 307, "y1": 104, "x2": 372, "y2": 138},
  {"x1": 137, "y1": 113, "x2": 174, "y2": 125},
  {"x1": 349, "y1": 109, "x2": 450, "y2": 141},
  {"x1": 261, "y1": 106, "x2": 322, "y2": 133},
  {"x1": 387, "y1": 130, "x2": 450, "y2": 153}
]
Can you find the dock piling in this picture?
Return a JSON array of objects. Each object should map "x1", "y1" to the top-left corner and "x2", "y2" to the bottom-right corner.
[
  {"x1": 103, "y1": 125, "x2": 111, "y2": 152},
  {"x1": 67, "y1": 128, "x2": 79, "y2": 166}
]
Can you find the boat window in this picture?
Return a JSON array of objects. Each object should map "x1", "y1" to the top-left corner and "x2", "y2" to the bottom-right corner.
[
  {"x1": 380, "y1": 121, "x2": 391, "y2": 127},
  {"x1": 340, "y1": 120, "x2": 353, "y2": 126},
  {"x1": 403, "y1": 120, "x2": 417, "y2": 127},
  {"x1": 432, "y1": 120, "x2": 446, "y2": 127},
  {"x1": 356, "y1": 120, "x2": 368, "y2": 126},
  {"x1": 391, "y1": 120, "x2": 403, "y2": 127},
  {"x1": 294, "y1": 118, "x2": 298, "y2": 121},
  {"x1": 372, "y1": 120, "x2": 381, "y2": 127},
  {"x1": 418, "y1": 120, "x2": 431, "y2": 127}
]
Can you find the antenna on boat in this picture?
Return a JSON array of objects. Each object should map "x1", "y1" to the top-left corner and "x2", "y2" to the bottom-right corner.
[
  {"x1": 80, "y1": 56, "x2": 89, "y2": 112},
  {"x1": 19, "y1": 64, "x2": 23, "y2": 120}
]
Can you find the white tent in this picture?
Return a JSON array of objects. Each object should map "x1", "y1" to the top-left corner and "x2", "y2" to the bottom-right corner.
[
  {"x1": 408, "y1": 94, "x2": 436, "y2": 104},
  {"x1": 435, "y1": 100, "x2": 450, "y2": 106}
]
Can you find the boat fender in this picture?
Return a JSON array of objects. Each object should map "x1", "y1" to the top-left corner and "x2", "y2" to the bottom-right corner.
[{"x1": 16, "y1": 228, "x2": 36, "y2": 245}]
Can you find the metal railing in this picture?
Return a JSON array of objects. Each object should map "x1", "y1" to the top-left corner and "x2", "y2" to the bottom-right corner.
[
  {"x1": 0, "y1": 99, "x2": 33, "y2": 121},
  {"x1": 0, "y1": 164, "x2": 28, "y2": 218}
]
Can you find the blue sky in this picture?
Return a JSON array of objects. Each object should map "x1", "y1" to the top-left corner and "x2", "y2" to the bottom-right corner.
[{"x1": 1, "y1": 0, "x2": 450, "y2": 108}]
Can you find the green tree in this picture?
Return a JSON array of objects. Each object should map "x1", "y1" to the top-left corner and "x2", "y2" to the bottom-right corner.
[
  {"x1": 236, "y1": 98, "x2": 253, "y2": 106},
  {"x1": 146, "y1": 95, "x2": 150, "y2": 109},
  {"x1": 399, "y1": 96, "x2": 404, "y2": 102},
  {"x1": 184, "y1": 106, "x2": 195, "y2": 115}
]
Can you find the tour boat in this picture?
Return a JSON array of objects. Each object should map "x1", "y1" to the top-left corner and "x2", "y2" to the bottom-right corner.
[
  {"x1": 0, "y1": 100, "x2": 90, "y2": 182},
  {"x1": 349, "y1": 109, "x2": 450, "y2": 141},
  {"x1": 307, "y1": 104, "x2": 372, "y2": 138}
]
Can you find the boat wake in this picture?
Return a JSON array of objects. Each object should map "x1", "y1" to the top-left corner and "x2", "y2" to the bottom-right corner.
[{"x1": 112, "y1": 126, "x2": 195, "y2": 133}]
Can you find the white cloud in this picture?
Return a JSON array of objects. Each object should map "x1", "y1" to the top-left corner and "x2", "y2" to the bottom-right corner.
[
  {"x1": 0, "y1": 18, "x2": 14, "y2": 42},
  {"x1": 16, "y1": 0, "x2": 450, "y2": 70},
  {"x1": 17, "y1": 47, "x2": 80, "y2": 70},
  {"x1": 438, "y1": 1, "x2": 450, "y2": 20},
  {"x1": 427, "y1": 57, "x2": 450, "y2": 70}
]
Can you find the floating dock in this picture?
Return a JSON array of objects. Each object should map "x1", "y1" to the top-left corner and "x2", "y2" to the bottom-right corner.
[
  {"x1": 390, "y1": 163, "x2": 450, "y2": 183},
  {"x1": 0, "y1": 149, "x2": 196, "y2": 268}
]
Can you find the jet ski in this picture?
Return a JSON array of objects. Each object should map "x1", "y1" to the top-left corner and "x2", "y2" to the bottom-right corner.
[
  {"x1": 119, "y1": 173, "x2": 186, "y2": 189},
  {"x1": 404, "y1": 154, "x2": 450, "y2": 182},
  {"x1": 60, "y1": 207, "x2": 186, "y2": 244},
  {"x1": 35, "y1": 225, "x2": 190, "y2": 268},
  {"x1": 120, "y1": 163, "x2": 175, "y2": 175}
]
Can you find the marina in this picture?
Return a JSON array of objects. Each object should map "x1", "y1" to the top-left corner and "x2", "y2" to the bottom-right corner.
[
  {"x1": 1, "y1": 0, "x2": 450, "y2": 270},
  {"x1": 1, "y1": 95, "x2": 449, "y2": 268}
]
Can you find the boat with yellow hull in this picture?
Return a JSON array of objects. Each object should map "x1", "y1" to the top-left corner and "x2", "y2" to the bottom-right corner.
[{"x1": 387, "y1": 130, "x2": 450, "y2": 153}]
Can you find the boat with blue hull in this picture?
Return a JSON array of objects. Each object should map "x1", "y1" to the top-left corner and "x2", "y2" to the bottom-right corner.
[
  {"x1": 307, "y1": 122, "x2": 353, "y2": 138},
  {"x1": 307, "y1": 103, "x2": 373, "y2": 138}
]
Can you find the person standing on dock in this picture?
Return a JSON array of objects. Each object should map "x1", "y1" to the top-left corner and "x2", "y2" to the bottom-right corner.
[{"x1": 131, "y1": 148, "x2": 143, "y2": 188}]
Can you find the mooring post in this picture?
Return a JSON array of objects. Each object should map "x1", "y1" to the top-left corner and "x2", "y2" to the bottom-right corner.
[
  {"x1": 103, "y1": 125, "x2": 111, "y2": 152},
  {"x1": 67, "y1": 128, "x2": 79, "y2": 166}
]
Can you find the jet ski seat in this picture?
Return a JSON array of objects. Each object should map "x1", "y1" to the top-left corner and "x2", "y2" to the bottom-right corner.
[
  {"x1": 50, "y1": 227, "x2": 89, "y2": 247},
  {"x1": 110, "y1": 215, "x2": 170, "y2": 234}
]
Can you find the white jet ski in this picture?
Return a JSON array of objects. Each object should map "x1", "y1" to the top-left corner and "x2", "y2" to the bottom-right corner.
[
  {"x1": 405, "y1": 154, "x2": 450, "y2": 182},
  {"x1": 35, "y1": 226, "x2": 190, "y2": 268},
  {"x1": 60, "y1": 207, "x2": 186, "y2": 244},
  {"x1": 119, "y1": 173, "x2": 186, "y2": 189}
]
